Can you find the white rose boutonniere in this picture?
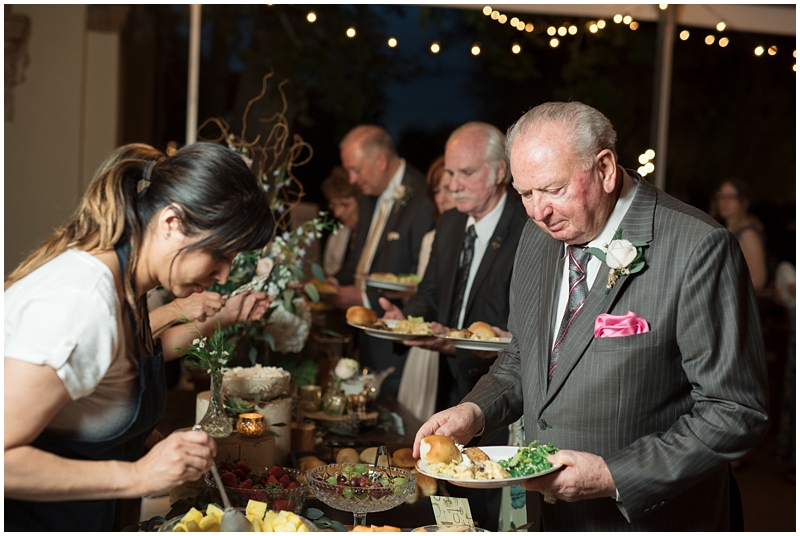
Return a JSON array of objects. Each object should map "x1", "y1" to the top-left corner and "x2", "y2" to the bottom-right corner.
[
  {"x1": 392, "y1": 184, "x2": 413, "y2": 213},
  {"x1": 586, "y1": 229, "x2": 648, "y2": 294}
]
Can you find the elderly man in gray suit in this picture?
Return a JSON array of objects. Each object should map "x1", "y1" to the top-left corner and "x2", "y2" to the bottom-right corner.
[{"x1": 412, "y1": 102, "x2": 768, "y2": 530}]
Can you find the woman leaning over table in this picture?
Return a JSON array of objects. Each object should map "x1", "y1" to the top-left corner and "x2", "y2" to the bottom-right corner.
[{"x1": 4, "y1": 142, "x2": 275, "y2": 531}]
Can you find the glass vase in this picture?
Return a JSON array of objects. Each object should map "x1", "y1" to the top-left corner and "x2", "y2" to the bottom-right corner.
[{"x1": 199, "y1": 370, "x2": 233, "y2": 438}]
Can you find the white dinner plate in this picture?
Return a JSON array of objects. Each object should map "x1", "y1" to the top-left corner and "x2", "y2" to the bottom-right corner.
[
  {"x1": 415, "y1": 445, "x2": 563, "y2": 489},
  {"x1": 435, "y1": 335, "x2": 512, "y2": 352},
  {"x1": 347, "y1": 318, "x2": 432, "y2": 341},
  {"x1": 356, "y1": 274, "x2": 417, "y2": 292}
]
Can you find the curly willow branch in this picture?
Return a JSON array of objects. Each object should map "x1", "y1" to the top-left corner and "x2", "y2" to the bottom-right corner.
[{"x1": 197, "y1": 72, "x2": 313, "y2": 234}]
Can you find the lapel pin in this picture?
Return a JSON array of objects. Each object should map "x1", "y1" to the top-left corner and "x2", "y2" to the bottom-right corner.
[{"x1": 491, "y1": 240, "x2": 501, "y2": 250}]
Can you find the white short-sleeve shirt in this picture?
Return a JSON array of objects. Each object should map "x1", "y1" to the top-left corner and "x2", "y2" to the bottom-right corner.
[{"x1": 5, "y1": 250, "x2": 139, "y2": 439}]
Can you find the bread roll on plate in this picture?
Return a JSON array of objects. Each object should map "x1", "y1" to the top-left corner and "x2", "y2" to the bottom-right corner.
[
  {"x1": 411, "y1": 468, "x2": 438, "y2": 497},
  {"x1": 419, "y1": 435, "x2": 462, "y2": 464},
  {"x1": 336, "y1": 447, "x2": 360, "y2": 465},
  {"x1": 468, "y1": 321, "x2": 495, "y2": 340},
  {"x1": 346, "y1": 306, "x2": 377, "y2": 326}
]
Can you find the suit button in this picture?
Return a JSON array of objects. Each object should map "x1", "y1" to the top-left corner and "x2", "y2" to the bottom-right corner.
[{"x1": 537, "y1": 419, "x2": 547, "y2": 430}]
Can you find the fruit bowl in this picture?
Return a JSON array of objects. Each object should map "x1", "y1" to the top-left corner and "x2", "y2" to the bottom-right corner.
[
  {"x1": 307, "y1": 463, "x2": 416, "y2": 526},
  {"x1": 205, "y1": 462, "x2": 308, "y2": 514}
]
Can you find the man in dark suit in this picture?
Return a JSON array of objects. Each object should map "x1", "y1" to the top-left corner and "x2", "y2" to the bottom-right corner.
[
  {"x1": 412, "y1": 103, "x2": 768, "y2": 530},
  {"x1": 331, "y1": 125, "x2": 434, "y2": 395},
  {"x1": 381, "y1": 122, "x2": 527, "y2": 531}
]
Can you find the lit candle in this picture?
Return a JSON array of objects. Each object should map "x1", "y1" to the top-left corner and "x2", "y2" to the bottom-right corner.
[{"x1": 236, "y1": 413, "x2": 266, "y2": 438}]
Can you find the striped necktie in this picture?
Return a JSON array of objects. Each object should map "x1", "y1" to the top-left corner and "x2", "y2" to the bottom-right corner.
[{"x1": 549, "y1": 245, "x2": 591, "y2": 382}]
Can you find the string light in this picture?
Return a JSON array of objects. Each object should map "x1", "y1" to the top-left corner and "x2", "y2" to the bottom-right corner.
[
  {"x1": 525, "y1": 23, "x2": 534, "y2": 32},
  {"x1": 550, "y1": 38, "x2": 559, "y2": 48},
  {"x1": 547, "y1": 26, "x2": 556, "y2": 36},
  {"x1": 557, "y1": 26, "x2": 567, "y2": 37},
  {"x1": 716, "y1": 21, "x2": 726, "y2": 32},
  {"x1": 705, "y1": 35, "x2": 715, "y2": 45},
  {"x1": 498, "y1": 14, "x2": 507, "y2": 24},
  {"x1": 491, "y1": 10, "x2": 499, "y2": 20},
  {"x1": 597, "y1": 20, "x2": 606, "y2": 29},
  {"x1": 306, "y1": 12, "x2": 316, "y2": 23},
  {"x1": 630, "y1": 21, "x2": 639, "y2": 30},
  {"x1": 589, "y1": 23, "x2": 598, "y2": 34},
  {"x1": 387, "y1": 37, "x2": 397, "y2": 48},
  {"x1": 638, "y1": 150, "x2": 656, "y2": 177},
  {"x1": 483, "y1": 6, "x2": 492, "y2": 16},
  {"x1": 659, "y1": 4, "x2": 668, "y2": 9},
  {"x1": 471, "y1": 43, "x2": 481, "y2": 56},
  {"x1": 794, "y1": 50, "x2": 797, "y2": 58},
  {"x1": 755, "y1": 46, "x2": 764, "y2": 56},
  {"x1": 680, "y1": 30, "x2": 690, "y2": 41},
  {"x1": 623, "y1": 15, "x2": 633, "y2": 25},
  {"x1": 768, "y1": 46, "x2": 778, "y2": 56},
  {"x1": 516, "y1": 21, "x2": 526, "y2": 31},
  {"x1": 719, "y1": 37, "x2": 729, "y2": 48},
  {"x1": 645, "y1": 149, "x2": 656, "y2": 160},
  {"x1": 793, "y1": 64, "x2": 796, "y2": 72},
  {"x1": 430, "y1": 42, "x2": 440, "y2": 54},
  {"x1": 346, "y1": 27, "x2": 356, "y2": 38},
  {"x1": 568, "y1": 25, "x2": 578, "y2": 35},
  {"x1": 510, "y1": 17, "x2": 519, "y2": 26},
  {"x1": 644, "y1": 162, "x2": 655, "y2": 174},
  {"x1": 512, "y1": 43, "x2": 521, "y2": 54},
  {"x1": 614, "y1": 14, "x2": 623, "y2": 24}
]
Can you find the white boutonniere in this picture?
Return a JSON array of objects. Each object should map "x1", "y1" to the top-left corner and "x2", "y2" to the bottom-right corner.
[
  {"x1": 586, "y1": 229, "x2": 648, "y2": 294},
  {"x1": 392, "y1": 184, "x2": 412, "y2": 213}
]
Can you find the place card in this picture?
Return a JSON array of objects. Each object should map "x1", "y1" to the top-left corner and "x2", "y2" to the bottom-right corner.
[{"x1": 430, "y1": 495, "x2": 475, "y2": 527}]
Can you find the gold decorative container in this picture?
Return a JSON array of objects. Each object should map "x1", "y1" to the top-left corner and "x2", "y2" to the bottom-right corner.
[{"x1": 236, "y1": 412, "x2": 266, "y2": 438}]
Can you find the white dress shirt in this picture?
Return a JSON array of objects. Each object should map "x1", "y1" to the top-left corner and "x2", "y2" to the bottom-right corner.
[{"x1": 455, "y1": 192, "x2": 508, "y2": 328}]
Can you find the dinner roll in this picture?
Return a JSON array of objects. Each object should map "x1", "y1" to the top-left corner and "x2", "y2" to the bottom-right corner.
[
  {"x1": 346, "y1": 306, "x2": 377, "y2": 326},
  {"x1": 419, "y1": 435, "x2": 462, "y2": 464},
  {"x1": 360, "y1": 446, "x2": 391, "y2": 466},
  {"x1": 299, "y1": 455, "x2": 326, "y2": 472},
  {"x1": 336, "y1": 448, "x2": 360, "y2": 465},
  {"x1": 392, "y1": 447, "x2": 417, "y2": 468},
  {"x1": 411, "y1": 468, "x2": 438, "y2": 498},
  {"x1": 468, "y1": 321, "x2": 495, "y2": 340},
  {"x1": 404, "y1": 483, "x2": 420, "y2": 505}
]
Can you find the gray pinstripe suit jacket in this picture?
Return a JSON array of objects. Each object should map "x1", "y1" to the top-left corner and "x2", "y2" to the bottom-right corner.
[{"x1": 462, "y1": 175, "x2": 769, "y2": 530}]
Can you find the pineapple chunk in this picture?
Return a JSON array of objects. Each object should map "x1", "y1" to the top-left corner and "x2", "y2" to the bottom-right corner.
[
  {"x1": 180, "y1": 507, "x2": 204, "y2": 526},
  {"x1": 245, "y1": 499, "x2": 268, "y2": 521},
  {"x1": 205, "y1": 503, "x2": 225, "y2": 520},
  {"x1": 184, "y1": 520, "x2": 201, "y2": 532},
  {"x1": 171, "y1": 522, "x2": 188, "y2": 532},
  {"x1": 198, "y1": 514, "x2": 220, "y2": 532}
]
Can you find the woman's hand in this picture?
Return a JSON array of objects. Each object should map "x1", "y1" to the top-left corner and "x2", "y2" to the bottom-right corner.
[
  {"x1": 131, "y1": 429, "x2": 216, "y2": 496},
  {"x1": 216, "y1": 291, "x2": 272, "y2": 325}
]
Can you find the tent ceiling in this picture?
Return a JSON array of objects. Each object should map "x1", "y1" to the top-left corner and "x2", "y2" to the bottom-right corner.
[{"x1": 443, "y1": 4, "x2": 795, "y2": 37}]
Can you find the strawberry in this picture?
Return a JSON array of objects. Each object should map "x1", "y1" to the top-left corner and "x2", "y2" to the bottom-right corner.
[
  {"x1": 239, "y1": 478, "x2": 253, "y2": 489},
  {"x1": 267, "y1": 465, "x2": 283, "y2": 479},
  {"x1": 218, "y1": 460, "x2": 234, "y2": 472},
  {"x1": 272, "y1": 500, "x2": 290, "y2": 511},
  {"x1": 233, "y1": 469, "x2": 246, "y2": 481},
  {"x1": 220, "y1": 472, "x2": 238, "y2": 488},
  {"x1": 235, "y1": 460, "x2": 252, "y2": 474},
  {"x1": 287, "y1": 481, "x2": 297, "y2": 489},
  {"x1": 267, "y1": 474, "x2": 279, "y2": 486},
  {"x1": 279, "y1": 474, "x2": 291, "y2": 488}
]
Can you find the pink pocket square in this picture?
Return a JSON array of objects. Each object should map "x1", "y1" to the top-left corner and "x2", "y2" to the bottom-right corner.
[{"x1": 594, "y1": 311, "x2": 650, "y2": 338}]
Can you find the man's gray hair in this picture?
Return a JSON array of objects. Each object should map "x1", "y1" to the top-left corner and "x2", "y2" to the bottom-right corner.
[
  {"x1": 447, "y1": 121, "x2": 511, "y2": 184},
  {"x1": 340, "y1": 125, "x2": 397, "y2": 159},
  {"x1": 506, "y1": 102, "x2": 617, "y2": 171}
]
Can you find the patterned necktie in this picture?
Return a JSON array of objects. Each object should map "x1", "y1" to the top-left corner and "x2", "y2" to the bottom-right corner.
[
  {"x1": 449, "y1": 225, "x2": 477, "y2": 328},
  {"x1": 355, "y1": 197, "x2": 389, "y2": 291},
  {"x1": 549, "y1": 245, "x2": 591, "y2": 382}
]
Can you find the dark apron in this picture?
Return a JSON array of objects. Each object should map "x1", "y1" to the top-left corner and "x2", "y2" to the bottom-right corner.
[{"x1": 5, "y1": 241, "x2": 167, "y2": 531}]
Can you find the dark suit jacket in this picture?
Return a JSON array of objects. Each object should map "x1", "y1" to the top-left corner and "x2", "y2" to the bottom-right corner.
[
  {"x1": 463, "y1": 174, "x2": 769, "y2": 530},
  {"x1": 345, "y1": 163, "x2": 434, "y2": 395},
  {"x1": 404, "y1": 191, "x2": 528, "y2": 404}
]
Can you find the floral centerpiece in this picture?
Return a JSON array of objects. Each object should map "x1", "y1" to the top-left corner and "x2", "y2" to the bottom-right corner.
[{"x1": 199, "y1": 73, "x2": 342, "y2": 365}]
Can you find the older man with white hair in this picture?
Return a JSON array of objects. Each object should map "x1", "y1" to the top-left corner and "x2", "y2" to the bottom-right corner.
[{"x1": 411, "y1": 102, "x2": 768, "y2": 530}]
